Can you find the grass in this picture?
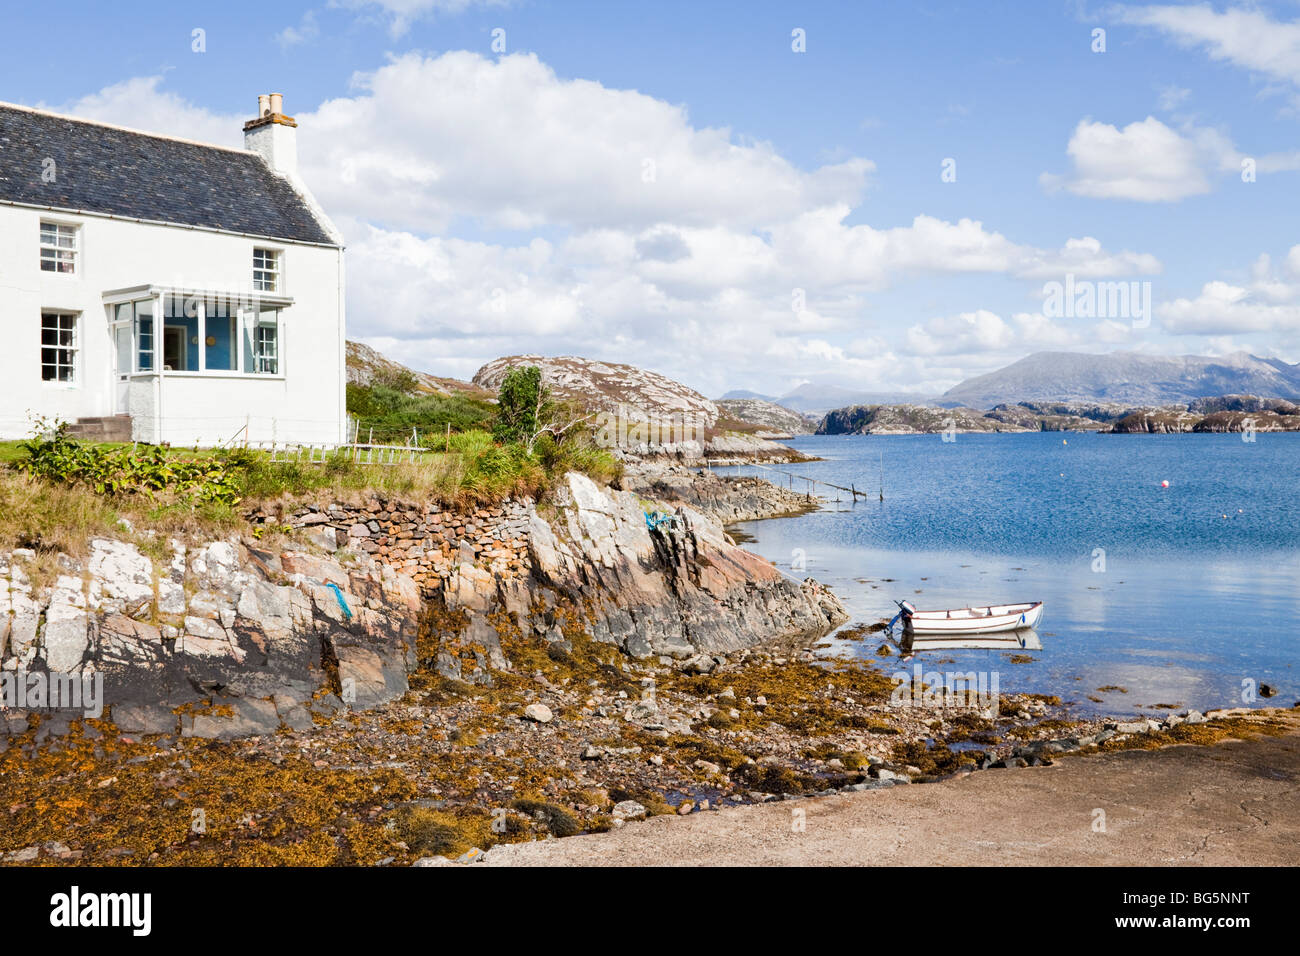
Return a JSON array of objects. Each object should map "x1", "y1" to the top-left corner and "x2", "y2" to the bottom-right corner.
[
  {"x1": 346, "y1": 382, "x2": 496, "y2": 445},
  {"x1": 0, "y1": 426, "x2": 621, "y2": 557}
]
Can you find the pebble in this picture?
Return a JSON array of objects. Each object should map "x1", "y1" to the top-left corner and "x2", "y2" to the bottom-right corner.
[
  {"x1": 522, "y1": 704, "x2": 554, "y2": 724},
  {"x1": 612, "y1": 800, "x2": 647, "y2": 820}
]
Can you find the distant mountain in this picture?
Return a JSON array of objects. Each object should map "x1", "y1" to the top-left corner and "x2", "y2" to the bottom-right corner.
[
  {"x1": 774, "y1": 382, "x2": 935, "y2": 416},
  {"x1": 943, "y1": 351, "x2": 1300, "y2": 407},
  {"x1": 719, "y1": 389, "x2": 777, "y2": 402}
]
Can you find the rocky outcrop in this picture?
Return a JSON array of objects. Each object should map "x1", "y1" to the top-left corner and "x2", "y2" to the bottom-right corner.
[
  {"x1": 427, "y1": 473, "x2": 846, "y2": 676},
  {"x1": 1191, "y1": 410, "x2": 1300, "y2": 433},
  {"x1": 473, "y1": 355, "x2": 720, "y2": 429},
  {"x1": 1106, "y1": 408, "x2": 1202, "y2": 433},
  {"x1": 346, "y1": 340, "x2": 493, "y2": 400},
  {"x1": 4, "y1": 474, "x2": 845, "y2": 738},
  {"x1": 1, "y1": 538, "x2": 419, "y2": 738},
  {"x1": 620, "y1": 465, "x2": 817, "y2": 524},
  {"x1": 472, "y1": 354, "x2": 803, "y2": 463},
  {"x1": 716, "y1": 398, "x2": 814, "y2": 437},
  {"x1": 1188, "y1": 395, "x2": 1300, "y2": 416},
  {"x1": 817, "y1": 404, "x2": 1034, "y2": 435}
]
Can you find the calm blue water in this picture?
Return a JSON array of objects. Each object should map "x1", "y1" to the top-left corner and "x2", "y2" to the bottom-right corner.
[{"x1": 719, "y1": 432, "x2": 1300, "y2": 716}]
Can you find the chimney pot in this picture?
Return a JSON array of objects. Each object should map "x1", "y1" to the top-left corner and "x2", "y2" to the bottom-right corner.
[
  {"x1": 269, "y1": 93, "x2": 284, "y2": 114},
  {"x1": 258, "y1": 94, "x2": 270, "y2": 117}
]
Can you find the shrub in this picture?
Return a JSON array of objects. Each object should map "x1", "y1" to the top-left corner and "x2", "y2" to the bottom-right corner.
[
  {"x1": 510, "y1": 798, "x2": 581, "y2": 838},
  {"x1": 493, "y1": 366, "x2": 544, "y2": 446},
  {"x1": 18, "y1": 421, "x2": 240, "y2": 505}
]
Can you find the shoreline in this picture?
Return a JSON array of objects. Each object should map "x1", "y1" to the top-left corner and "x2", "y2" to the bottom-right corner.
[
  {"x1": 481, "y1": 709, "x2": 1300, "y2": 866},
  {"x1": 2, "y1": 465, "x2": 1290, "y2": 866}
]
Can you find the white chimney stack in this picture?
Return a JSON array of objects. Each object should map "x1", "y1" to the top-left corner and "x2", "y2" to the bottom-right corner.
[{"x1": 244, "y1": 92, "x2": 298, "y2": 178}]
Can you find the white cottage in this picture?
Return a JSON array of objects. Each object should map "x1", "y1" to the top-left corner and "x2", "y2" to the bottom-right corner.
[{"x1": 0, "y1": 93, "x2": 345, "y2": 446}]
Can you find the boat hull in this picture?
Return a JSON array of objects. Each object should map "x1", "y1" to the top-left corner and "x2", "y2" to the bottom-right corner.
[{"x1": 908, "y1": 602, "x2": 1043, "y2": 636}]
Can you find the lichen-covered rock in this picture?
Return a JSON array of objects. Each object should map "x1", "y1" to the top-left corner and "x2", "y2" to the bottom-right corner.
[
  {"x1": 1, "y1": 536, "x2": 419, "y2": 741},
  {"x1": 422, "y1": 472, "x2": 846, "y2": 680}
]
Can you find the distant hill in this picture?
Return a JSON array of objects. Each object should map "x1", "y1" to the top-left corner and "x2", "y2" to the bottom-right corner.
[
  {"x1": 943, "y1": 350, "x2": 1300, "y2": 408},
  {"x1": 473, "y1": 355, "x2": 720, "y2": 427},
  {"x1": 716, "y1": 398, "x2": 814, "y2": 437},
  {"x1": 346, "y1": 341, "x2": 493, "y2": 400},
  {"x1": 773, "y1": 382, "x2": 935, "y2": 416},
  {"x1": 719, "y1": 389, "x2": 778, "y2": 402},
  {"x1": 472, "y1": 355, "x2": 801, "y2": 460}
]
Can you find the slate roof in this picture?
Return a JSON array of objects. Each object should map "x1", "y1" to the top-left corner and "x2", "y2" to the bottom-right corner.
[{"x1": 0, "y1": 103, "x2": 336, "y2": 245}]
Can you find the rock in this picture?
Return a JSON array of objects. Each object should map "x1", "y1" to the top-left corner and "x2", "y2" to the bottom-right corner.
[
  {"x1": 693, "y1": 759, "x2": 722, "y2": 775},
  {"x1": 681, "y1": 654, "x2": 716, "y2": 675},
  {"x1": 1114, "y1": 721, "x2": 1149, "y2": 735},
  {"x1": 1184, "y1": 710, "x2": 1206, "y2": 724},
  {"x1": 875, "y1": 768, "x2": 910, "y2": 783},
  {"x1": 183, "y1": 697, "x2": 280, "y2": 739},
  {"x1": 677, "y1": 802, "x2": 694, "y2": 815},
  {"x1": 581, "y1": 745, "x2": 603, "y2": 760},
  {"x1": 86, "y1": 539, "x2": 155, "y2": 610},
  {"x1": 612, "y1": 800, "x2": 647, "y2": 820},
  {"x1": 523, "y1": 703, "x2": 554, "y2": 724},
  {"x1": 110, "y1": 704, "x2": 177, "y2": 735},
  {"x1": 1259, "y1": 683, "x2": 1278, "y2": 698},
  {"x1": 412, "y1": 856, "x2": 453, "y2": 867},
  {"x1": 42, "y1": 602, "x2": 89, "y2": 671}
]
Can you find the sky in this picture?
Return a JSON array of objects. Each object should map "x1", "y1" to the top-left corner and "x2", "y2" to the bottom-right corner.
[{"x1": 3, "y1": 0, "x2": 1300, "y2": 398}]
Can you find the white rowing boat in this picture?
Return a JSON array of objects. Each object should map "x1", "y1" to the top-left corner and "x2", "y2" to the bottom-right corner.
[{"x1": 902, "y1": 601, "x2": 1044, "y2": 635}]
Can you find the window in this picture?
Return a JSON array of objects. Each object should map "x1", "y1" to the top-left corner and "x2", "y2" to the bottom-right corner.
[
  {"x1": 112, "y1": 300, "x2": 155, "y2": 377},
  {"x1": 253, "y1": 248, "x2": 280, "y2": 292},
  {"x1": 245, "y1": 308, "x2": 280, "y2": 374},
  {"x1": 41, "y1": 312, "x2": 77, "y2": 382},
  {"x1": 40, "y1": 222, "x2": 78, "y2": 274}
]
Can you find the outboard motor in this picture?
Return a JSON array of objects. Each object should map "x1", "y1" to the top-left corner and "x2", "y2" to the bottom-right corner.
[{"x1": 886, "y1": 599, "x2": 916, "y2": 633}]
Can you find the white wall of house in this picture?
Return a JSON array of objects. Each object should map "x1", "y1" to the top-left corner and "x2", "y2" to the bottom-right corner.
[{"x1": 0, "y1": 203, "x2": 345, "y2": 446}]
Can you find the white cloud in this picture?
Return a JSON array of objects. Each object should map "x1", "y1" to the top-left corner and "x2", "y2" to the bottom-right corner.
[
  {"x1": 1043, "y1": 114, "x2": 1299, "y2": 201},
  {"x1": 1117, "y1": 4, "x2": 1300, "y2": 89},
  {"x1": 1043, "y1": 116, "x2": 1213, "y2": 201},
  {"x1": 48, "y1": 77, "x2": 243, "y2": 148},
  {"x1": 1157, "y1": 84, "x2": 1191, "y2": 111},
  {"x1": 42, "y1": 56, "x2": 1167, "y2": 394},
  {"x1": 1159, "y1": 249, "x2": 1300, "y2": 335},
  {"x1": 1160, "y1": 281, "x2": 1300, "y2": 334},
  {"x1": 337, "y1": 0, "x2": 510, "y2": 37},
  {"x1": 301, "y1": 52, "x2": 873, "y2": 234},
  {"x1": 278, "y1": 10, "x2": 321, "y2": 48}
]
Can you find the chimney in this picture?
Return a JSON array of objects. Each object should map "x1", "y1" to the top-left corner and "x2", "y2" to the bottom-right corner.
[{"x1": 244, "y1": 92, "x2": 298, "y2": 177}]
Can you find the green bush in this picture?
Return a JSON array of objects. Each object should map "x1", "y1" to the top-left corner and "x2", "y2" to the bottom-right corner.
[
  {"x1": 346, "y1": 383, "x2": 494, "y2": 444},
  {"x1": 19, "y1": 421, "x2": 240, "y2": 505},
  {"x1": 492, "y1": 366, "x2": 544, "y2": 446}
]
